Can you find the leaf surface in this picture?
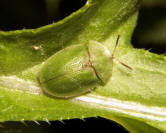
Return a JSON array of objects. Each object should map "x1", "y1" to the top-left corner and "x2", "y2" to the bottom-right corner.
[{"x1": 0, "y1": 0, "x2": 166, "y2": 132}]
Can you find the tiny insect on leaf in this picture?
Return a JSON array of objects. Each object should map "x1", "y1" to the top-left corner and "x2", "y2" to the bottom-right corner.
[{"x1": 38, "y1": 35, "x2": 131, "y2": 98}]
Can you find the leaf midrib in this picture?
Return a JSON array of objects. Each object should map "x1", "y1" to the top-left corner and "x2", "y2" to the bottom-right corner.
[{"x1": 1, "y1": 75, "x2": 166, "y2": 122}]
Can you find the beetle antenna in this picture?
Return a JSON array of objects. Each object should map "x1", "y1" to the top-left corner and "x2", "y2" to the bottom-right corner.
[
  {"x1": 116, "y1": 58, "x2": 132, "y2": 70},
  {"x1": 112, "y1": 35, "x2": 132, "y2": 70},
  {"x1": 112, "y1": 35, "x2": 120, "y2": 58}
]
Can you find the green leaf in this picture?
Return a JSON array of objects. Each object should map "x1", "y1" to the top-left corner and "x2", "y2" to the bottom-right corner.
[{"x1": 1, "y1": 0, "x2": 166, "y2": 133}]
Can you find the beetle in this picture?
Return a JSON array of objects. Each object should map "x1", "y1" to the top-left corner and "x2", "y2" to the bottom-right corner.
[{"x1": 38, "y1": 35, "x2": 131, "y2": 98}]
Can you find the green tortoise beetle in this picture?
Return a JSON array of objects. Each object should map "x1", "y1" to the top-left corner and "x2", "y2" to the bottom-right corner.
[{"x1": 38, "y1": 35, "x2": 131, "y2": 99}]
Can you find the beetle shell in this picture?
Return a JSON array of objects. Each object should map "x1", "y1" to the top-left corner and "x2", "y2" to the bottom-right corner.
[{"x1": 38, "y1": 41, "x2": 113, "y2": 98}]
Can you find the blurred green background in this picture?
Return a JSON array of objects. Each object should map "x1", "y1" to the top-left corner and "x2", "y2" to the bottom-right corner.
[
  {"x1": 133, "y1": 0, "x2": 166, "y2": 54},
  {"x1": 0, "y1": 0, "x2": 166, "y2": 132}
]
